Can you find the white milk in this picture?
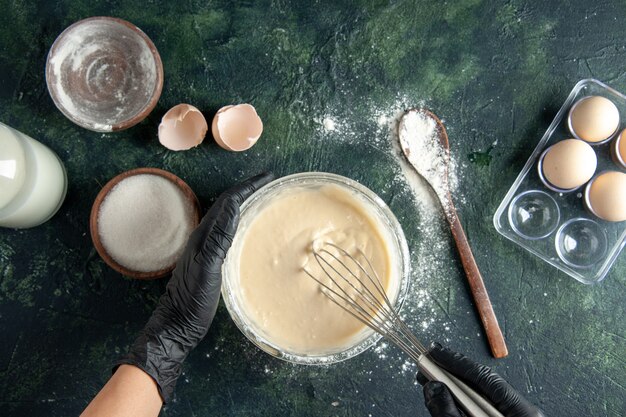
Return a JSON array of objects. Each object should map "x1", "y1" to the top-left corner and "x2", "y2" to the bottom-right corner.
[{"x1": 0, "y1": 123, "x2": 67, "y2": 228}]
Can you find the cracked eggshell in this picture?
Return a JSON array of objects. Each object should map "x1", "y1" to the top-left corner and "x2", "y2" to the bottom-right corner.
[
  {"x1": 158, "y1": 104, "x2": 208, "y2": 151},
  {"x1": 211, "y1": 104, "x2": 263, "y2": 152}
]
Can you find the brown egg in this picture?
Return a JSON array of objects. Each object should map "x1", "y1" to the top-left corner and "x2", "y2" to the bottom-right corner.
[
  {"x1": 541, "y1": 139, "x2": 597, "y2": 190},
  {"x1": 586, "y1": 171, "x2": 626, "y2": 222},
  {"x1": 158, "y1": 104, "x2": 208, "y2": 151},
  {"x1": 211, "y1": 104, "x2": 263, "y2": 152},
  {"x1": 569, "y1": 96, "x2": 620, "y2": 143},
  {"x1": 614, "y1": 129, "x2": 626, "y2": 169}
]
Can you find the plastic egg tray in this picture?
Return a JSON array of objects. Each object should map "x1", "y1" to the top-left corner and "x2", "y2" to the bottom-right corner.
[{"x1": 494, "y1": 79, "x2": 626, "y2": 284}]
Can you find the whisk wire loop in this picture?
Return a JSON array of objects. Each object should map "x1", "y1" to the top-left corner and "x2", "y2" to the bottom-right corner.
[
  {"x1": 304, "y1": 243, "x2": 427, "y2": 361},
  {"x1": 326, "y1": 244, "x2": 427, "y2": 355},
  {"x1": 304, "y1": 242, "x2": 505, "y2": 417}
]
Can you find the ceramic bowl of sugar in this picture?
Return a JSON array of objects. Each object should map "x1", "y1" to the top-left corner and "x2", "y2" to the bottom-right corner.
[
  {"x1": 46, "y1": 17, "x2": 164, "y2": 132},
  {"x1": 90, "y1": 168, "x2": 201, "y2": 279}
]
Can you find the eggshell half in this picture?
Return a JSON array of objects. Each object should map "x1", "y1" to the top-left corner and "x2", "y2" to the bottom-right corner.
[
  {"x1": 569, "y1": 96, "x2": 620, "y2": 143},
  {"x1": 212, "y1": 104, "x2": 263, "y2": 152},
  {"x1": 587, "y1": 171, "x2": 626, "y2": 222},
  {"x1": 542, "y1": 139, "x2": 597, "y2": 190},
  {"x1": 159, "y1": 104, "x2": 208, "y2": 151}
]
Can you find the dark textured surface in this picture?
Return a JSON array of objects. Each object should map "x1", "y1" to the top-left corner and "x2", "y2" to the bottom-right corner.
[{"x1": 0, "y1": 1, "x2": 625, "y2": 416}]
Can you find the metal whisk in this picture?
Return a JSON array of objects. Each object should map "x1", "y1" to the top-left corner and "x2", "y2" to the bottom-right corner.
[{"x1": 304, "y1": 243, "x2": 503, "y2": 417}]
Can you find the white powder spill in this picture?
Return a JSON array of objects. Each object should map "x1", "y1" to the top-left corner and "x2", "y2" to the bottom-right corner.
[
  {"x1": 98, "y1": 174, "x2": 194, "y2": 272},
  {"x1": 93, "y1": 123, "x2": 113, "y2": 131},
  {"x1": 309, "y1": 96, "x2": 468, "y2": 371},
  {"x1": 316, "y1": 115, "x2": 340, "y2": 133},
  {"x1": 398, "y1": 110, "x2": 453, "y2": 213},
  {"x1": 323, "y1": 117, "x2": 337, "y2": 131},
  {"x1": 209, "y1": 97, "x2": 469, "y2": 385}
]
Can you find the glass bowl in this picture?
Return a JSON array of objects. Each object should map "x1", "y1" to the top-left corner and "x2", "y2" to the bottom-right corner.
[{"x1": 221, "y1": 172, "x2": 410, "y2": 365}]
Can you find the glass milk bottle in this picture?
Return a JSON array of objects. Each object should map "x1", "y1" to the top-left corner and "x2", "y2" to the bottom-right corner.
[{"x1": 0, "y1": 122, "x2": 67, "y2": 228}]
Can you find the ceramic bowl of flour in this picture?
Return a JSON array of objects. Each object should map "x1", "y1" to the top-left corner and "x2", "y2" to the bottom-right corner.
[
  {"x1": 46, "y1": 17, "x2": 164, "y2": 132},
  {"x1": 90, "y1": 168, "x2": 201, "y2": 279},
  {"x1": 222, "y1": 172, "x2": 410, "y2": 365}
]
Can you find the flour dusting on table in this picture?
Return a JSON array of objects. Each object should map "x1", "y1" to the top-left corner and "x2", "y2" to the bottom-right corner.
[
  {"x1": 309, "y1": 97, "x2": 470, "y2": 375},
  {"x1": 215, "y1": 98, "x2": 467, "y2": 383}
]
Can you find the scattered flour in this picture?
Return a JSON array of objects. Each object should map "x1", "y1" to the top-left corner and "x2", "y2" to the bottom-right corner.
[
  {"x1": 93, "y1": 123, "x2": 113, "y2": 131},
  {"x1": 398, "y1": 110, "x2": 452, "y2": 213},
  {"x1": 207, "y1": 98, "x2": 466, "y2": 387},
  {"x1": 309, "y1": 97, "x2": 468, "y2": 372},
  {"x1": 323, "y1": 117, "x2": 337, "y2": 132}
]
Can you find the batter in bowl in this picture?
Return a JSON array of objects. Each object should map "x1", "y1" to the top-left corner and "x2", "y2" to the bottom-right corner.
[{"x1": 236, "y1": 184, "x2": 394, "y2": 354}]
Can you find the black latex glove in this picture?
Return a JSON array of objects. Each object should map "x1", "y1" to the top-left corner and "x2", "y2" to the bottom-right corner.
[
  {"x1": 116, "y1": 172, "x2": 273, "y2": 402},
  {"x1": 417, "y1": 344, "x2": 544, "y2": 417}
]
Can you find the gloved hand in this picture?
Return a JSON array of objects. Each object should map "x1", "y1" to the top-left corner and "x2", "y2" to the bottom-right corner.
[
  {"x1": 418, "y1": 344, "x2": 544, "y2": 417},
  {"x1": 116, "y1": 172, "x2": 273, "y2": 402}
]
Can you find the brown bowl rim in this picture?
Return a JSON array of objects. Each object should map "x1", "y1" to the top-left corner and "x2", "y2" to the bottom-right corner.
[
  {"x1": 90, "y1": 167, "x2": 201, "y2": 280},
  {"x1": 45, "y1": 16, "x2": 164, "y2": 132}
]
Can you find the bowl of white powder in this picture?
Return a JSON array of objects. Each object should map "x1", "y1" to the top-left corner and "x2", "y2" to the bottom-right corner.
[
  {"x1": 46, "y1": 17, "x2": 164, "y2": 132},
  {"x1": 90, "y1": 168, "x2": 201, "y2": 279}
]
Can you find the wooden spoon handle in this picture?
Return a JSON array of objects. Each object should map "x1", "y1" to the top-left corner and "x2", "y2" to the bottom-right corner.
[{"x1": 447, "y1": 210, "x2": 508, "y2": 359}]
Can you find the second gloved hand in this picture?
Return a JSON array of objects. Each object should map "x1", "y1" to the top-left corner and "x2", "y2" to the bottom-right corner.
[
  {"x1": 418, "y1": 344, "x2": 544, "y2": 417},
  {"x1": 116, "y1": 172, "x2": 274, "y2": 402}
]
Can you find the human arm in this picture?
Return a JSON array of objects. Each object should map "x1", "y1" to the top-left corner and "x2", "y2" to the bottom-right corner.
[
  {"x1": 81, "y1": 172, "x2": 273, "y2": 417},
  {"x1": 81, "y1": 365, "x2": 162, "y2": 417}
]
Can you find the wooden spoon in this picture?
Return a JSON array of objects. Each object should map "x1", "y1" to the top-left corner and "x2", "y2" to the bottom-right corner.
[{"x1": 399, "y1": 108, "x2": 508, "y2": 359}]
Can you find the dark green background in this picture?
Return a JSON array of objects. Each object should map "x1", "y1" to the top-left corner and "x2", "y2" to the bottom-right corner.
[{"x1": 1, "y1": 1, "x2": 625, "y2": 416}]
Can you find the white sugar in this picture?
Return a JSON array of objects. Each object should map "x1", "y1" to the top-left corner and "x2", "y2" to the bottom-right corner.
[{"x1": 98, "y1": 174, "x2": 194, "y2": 272}]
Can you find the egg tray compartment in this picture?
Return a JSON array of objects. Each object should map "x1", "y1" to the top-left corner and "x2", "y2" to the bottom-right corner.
[{"x1": 494, "y1": 79, "x2": 626, "y2": 284}]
